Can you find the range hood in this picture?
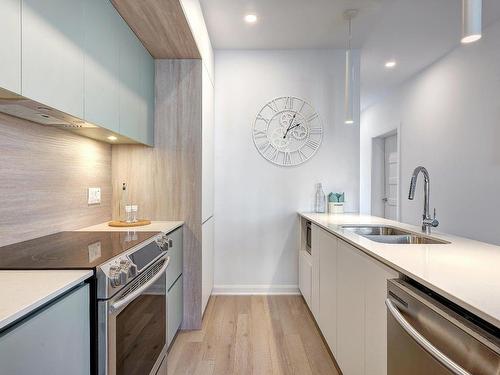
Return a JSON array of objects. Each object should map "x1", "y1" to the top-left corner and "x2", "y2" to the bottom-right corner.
[{"x1": 0, "y1": 88, "x2": 139, "y2": 144}]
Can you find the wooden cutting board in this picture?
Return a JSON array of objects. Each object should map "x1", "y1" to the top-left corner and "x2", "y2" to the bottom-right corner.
[{"x1": 108, "y1": 219, "x2": 151, "y2": 227}]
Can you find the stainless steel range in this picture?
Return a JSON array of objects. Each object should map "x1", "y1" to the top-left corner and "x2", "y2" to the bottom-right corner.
[
  {"x1": 96, "y1": 233, "x2": 171, "y2": 375},
  {"x1": 0, "y1": 230, "x2": 175, "y2": 375}
]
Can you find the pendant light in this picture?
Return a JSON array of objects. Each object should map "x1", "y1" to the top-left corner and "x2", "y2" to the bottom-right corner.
[
  {"x1": 461, "y1": 0, "x2": 482, "y2": 44},
  {"x1": 344, "y1": 10, "x2": 358, "y2": 125}
]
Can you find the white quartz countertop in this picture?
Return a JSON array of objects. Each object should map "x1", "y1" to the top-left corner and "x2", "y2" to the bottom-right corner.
[
  {"x1": 300, "y1": 212, "x2": 500, "y2": 328},
  {"x1": 0, "y1": 270, "x2": 92, "y2": 330},
  {"x1": 78, "y1": 220, "x2": 184, "y2": 233}
]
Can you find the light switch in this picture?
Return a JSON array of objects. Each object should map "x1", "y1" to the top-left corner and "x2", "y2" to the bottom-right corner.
[{"x1": 88, "y1": 187, "x2": 101, "y2": 205}]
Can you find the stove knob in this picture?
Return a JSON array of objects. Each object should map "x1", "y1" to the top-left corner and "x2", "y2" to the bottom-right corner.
[
  {"x1": 109, "y1": 265, "x2": 121, "y2": 287},
  {"x1": 119, "y1": 269, "x2": 128, "y2": 285},
  {"x1": 119, "y1": 258, "x2": 130, "y2": 268},
  {"x1": 127, "y1": 263, "x2": 138, "y2": 278},
  {"x1": 155, "y1": 237, "x2": 166, "y2": 248}
]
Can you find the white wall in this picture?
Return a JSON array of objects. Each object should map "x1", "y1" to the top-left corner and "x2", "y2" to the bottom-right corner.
[
  {"x1": 361, "y1": 20, "x2": 500, "y2": 245},
  {"x1": 214, "y1": 49, "x2": 360, "y2": 293}
]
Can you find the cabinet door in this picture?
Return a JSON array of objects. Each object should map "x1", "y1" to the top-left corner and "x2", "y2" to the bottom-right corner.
[
  {"x1": 0, "y1": 0, "x2": 21, "y2": 94},
  {"x1": 311, "y1": 224, "x2": 321, "y2": 319},
  {"x1": 167, "y1": 275, "x2": 183, "y2": 347},
  {"x1": 299, "y1": 250, "x2": 312, "y2": 308},
  {"x1": 201, "y1": 64, "x2": 215, "y2": 221},
  {"x1": 202, "y1": 217, "x2": 214, "y2": 314},
  {"x1": 139, "y1": 46, "x2": 155, "y2": 146},
  {"x1": 337, "y1": 240, "x2": 365, "y2": 375},
  {"x1": 22, "y1": 0, "x2": 84, "y2": 117},
  {"x1": 83, "y1": 0, "x2": 120, "y2": 132},
  {"x1": 0, "y1": 284, "x2": 90, "y2": 375},
  {"x1": 318, "y1": 229, "x2": 338, "y2": 355},
  {"x1": 118, "y1": 18, "x2": 142, "y2": 141},
  {"x1": 364, "y1": 254, "x2": 398, "y2": 375}
]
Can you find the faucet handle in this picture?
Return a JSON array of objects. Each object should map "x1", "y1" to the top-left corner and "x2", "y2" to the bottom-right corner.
[{"x1": 432, "y1": 208, "x2": 439, "y2": 227}]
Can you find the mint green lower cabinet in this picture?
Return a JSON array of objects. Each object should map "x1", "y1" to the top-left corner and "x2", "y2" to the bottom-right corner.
[
  {"x1": 83, "y1": 0, "x2": 120, "y2": 132},
  {"x1": 22, "y1": 0, "x2": 85, "y2": 118},
  {"x1": 0, "y1": 0, "x2": 21, "y2": 94},
  {"x1": 167, "y1": 227, "x2": 183, "y2": 347},
  {"x1": 168, "y1": 275, "x2": 183, "y2": 347},
  {"x1": 0, "y1": 284, "x2": 90, "y2": 375},
  {"x1": 166, "y1": 228, "x2": 183, "y2": 289}
]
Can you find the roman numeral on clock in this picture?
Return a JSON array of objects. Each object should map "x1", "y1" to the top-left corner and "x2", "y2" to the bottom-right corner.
[{"x1": 305, "y1": 139, "x2": 320, "y2": 151}]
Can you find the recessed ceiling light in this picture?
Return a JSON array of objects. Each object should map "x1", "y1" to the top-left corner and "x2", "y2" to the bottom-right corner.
[
  {"x1": 244, "y1": 14, "x2": 258, "y2": 23},
  {"x1": 107, "y1": 135, "x2": 118, "y2": 141},
  {"x1": 385, "y1": 60, "x2": 397, "y2": 68}
]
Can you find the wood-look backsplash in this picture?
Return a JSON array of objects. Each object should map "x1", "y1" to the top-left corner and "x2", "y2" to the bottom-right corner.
[{"x1": 0, "y1": 113, "x2": 112, "y2": 246}]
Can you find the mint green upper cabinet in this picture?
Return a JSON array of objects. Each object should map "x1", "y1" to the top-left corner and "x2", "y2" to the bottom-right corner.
[
  {"x1": 83, "y1": 0, "x2": 120, "y2": 133},
  {"x1": 140, "y1": 47, "x2": 155, "y2": 146},
  {"x1": 22, "y1": 0, "x2": 84, "y2": 118},
  {"x1": 118, "y1": 19, "x2": 142, "y2": 142},
  {"x1": 117, "y1": 17, "x2": 154, "y2": 146},
  {"x1": 0, "y1": 0, "x2": 21, "y2": 94}
]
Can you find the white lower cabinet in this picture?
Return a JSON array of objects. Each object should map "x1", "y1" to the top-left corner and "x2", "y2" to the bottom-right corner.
[
  {"x1": 311, "y1": 224, "x2": 321, "y2": 319},
  {"x1": 299, "y1": 250, "x2": 312, "y2": 308},
  {"x1": 202, "y1": 216, "x2": 214, "y2": 315},
  {"x1": 364, "y1": 254, "x2": 398, "y2": 375},
  {"x1": 336, "y1": 240, "x2": 367, "y2": 375},
  {"x1": 318, "y1": 228, "x2": 338, "y2": 354},
  {"x1": 305, "y1": 224, "x2": 398, "y2": 375}
]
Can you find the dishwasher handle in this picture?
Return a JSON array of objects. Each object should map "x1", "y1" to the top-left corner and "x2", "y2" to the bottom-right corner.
[{"x1": 386, "y1": 298, "x2": 471, "y2": 375}]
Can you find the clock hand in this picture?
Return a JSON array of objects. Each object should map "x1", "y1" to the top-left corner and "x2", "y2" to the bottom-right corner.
[
  {"x1": 283, "y1": 122, "x2": 302, "y2": 139},
  {"x1": 283, "y1": 114, "x2": 297, "y2": 139}
]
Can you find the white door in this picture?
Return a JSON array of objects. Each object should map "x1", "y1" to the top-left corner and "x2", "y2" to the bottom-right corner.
[{"x1": 384, "y1": 134, "x2": 398, "y2": 220}]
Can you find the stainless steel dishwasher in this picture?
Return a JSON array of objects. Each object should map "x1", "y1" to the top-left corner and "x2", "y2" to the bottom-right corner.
[{"x1": 386, "y1": 279, "x2": 500, "y2": 375}]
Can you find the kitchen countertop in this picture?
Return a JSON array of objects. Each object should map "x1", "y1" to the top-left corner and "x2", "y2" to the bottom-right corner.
[
  {"x1": 300, "y1": 212, "x2": 500, "y2": 328},
  {"x1": 0, "y1": 270, "x2": 92, "y2": 331},
  {"x1": 79, "y1": 220, "x2": 184, "y2": 233}
]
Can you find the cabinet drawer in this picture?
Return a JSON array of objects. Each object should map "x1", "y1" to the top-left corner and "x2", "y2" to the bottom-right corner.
[
  {"x1": 166, "y1": 227, "x2": 183, "y2": 290},
  {"x1": 167, "y1": 274, "x2": 183, "y2": 347}
]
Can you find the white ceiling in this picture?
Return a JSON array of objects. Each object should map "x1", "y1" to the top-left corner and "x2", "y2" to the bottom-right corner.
[
  {"x1": 198, "y1": 0, "x2": 387, "y2": 49},
  {"x1": 199, "y1": 0, "x2": 500, "y2": 108}
]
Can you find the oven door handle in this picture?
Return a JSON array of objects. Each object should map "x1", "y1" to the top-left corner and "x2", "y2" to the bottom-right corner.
[
  {"x1": 110, "y1": 256, "x2": 170, "y2": 312},
  {"x1": 385, "y1": 298, "x2": 471, "y2": 375}
]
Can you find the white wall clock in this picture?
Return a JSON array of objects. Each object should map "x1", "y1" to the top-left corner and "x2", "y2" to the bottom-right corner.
[{"x1": 252, "y1": 96, "x2": 323, "y2": 166}]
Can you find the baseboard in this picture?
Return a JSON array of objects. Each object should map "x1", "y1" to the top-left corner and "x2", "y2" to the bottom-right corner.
[{"x1": 212, "y1": 284, "x2": 300, "y2": 295}]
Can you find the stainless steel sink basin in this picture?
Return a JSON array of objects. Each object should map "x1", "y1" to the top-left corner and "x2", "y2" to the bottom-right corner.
[{"x1": 341, "y1": 225, "x2": 449, "y2": 245}]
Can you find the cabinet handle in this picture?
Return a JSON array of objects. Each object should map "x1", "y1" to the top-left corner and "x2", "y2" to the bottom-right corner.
[{"x1": 385, "y1": 298, "x2": 470, "y2": 375}]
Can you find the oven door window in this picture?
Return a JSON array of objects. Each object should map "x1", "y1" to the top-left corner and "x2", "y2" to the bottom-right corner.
[{"x1": 115, "y1": 272, "x2": 166, "y2": 375}]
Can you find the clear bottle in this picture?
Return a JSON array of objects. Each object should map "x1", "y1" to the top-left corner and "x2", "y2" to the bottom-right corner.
[
  {"x1": 120, "y1": 182, "x2": 128, "y2": 222},
  {"x1": 314, "y1": 183, "x2": 326, "y2": 213}
]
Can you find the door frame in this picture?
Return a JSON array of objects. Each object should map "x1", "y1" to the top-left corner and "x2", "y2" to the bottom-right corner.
[{"x1": 370, "y1": 124, "x2": 401, "y2": 221}]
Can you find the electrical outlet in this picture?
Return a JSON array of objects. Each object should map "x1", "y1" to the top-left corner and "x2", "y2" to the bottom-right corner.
[{"x1": 88, "y1": 187, "x2": 101, "y2": 205}]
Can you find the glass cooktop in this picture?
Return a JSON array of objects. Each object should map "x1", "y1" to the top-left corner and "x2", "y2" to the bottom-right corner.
[{"x1": 0, "y1": 231, "x2": 160, "y2": 270}]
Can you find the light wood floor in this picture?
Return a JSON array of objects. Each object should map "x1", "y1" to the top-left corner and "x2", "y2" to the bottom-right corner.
[{"x1": 167, "y1": 295, "x2": 340, "y2": 375}]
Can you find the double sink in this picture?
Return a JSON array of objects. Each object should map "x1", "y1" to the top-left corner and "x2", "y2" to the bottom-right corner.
[{"x1": 341, "y1": 225, "x2": 449, "y2": 245}]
